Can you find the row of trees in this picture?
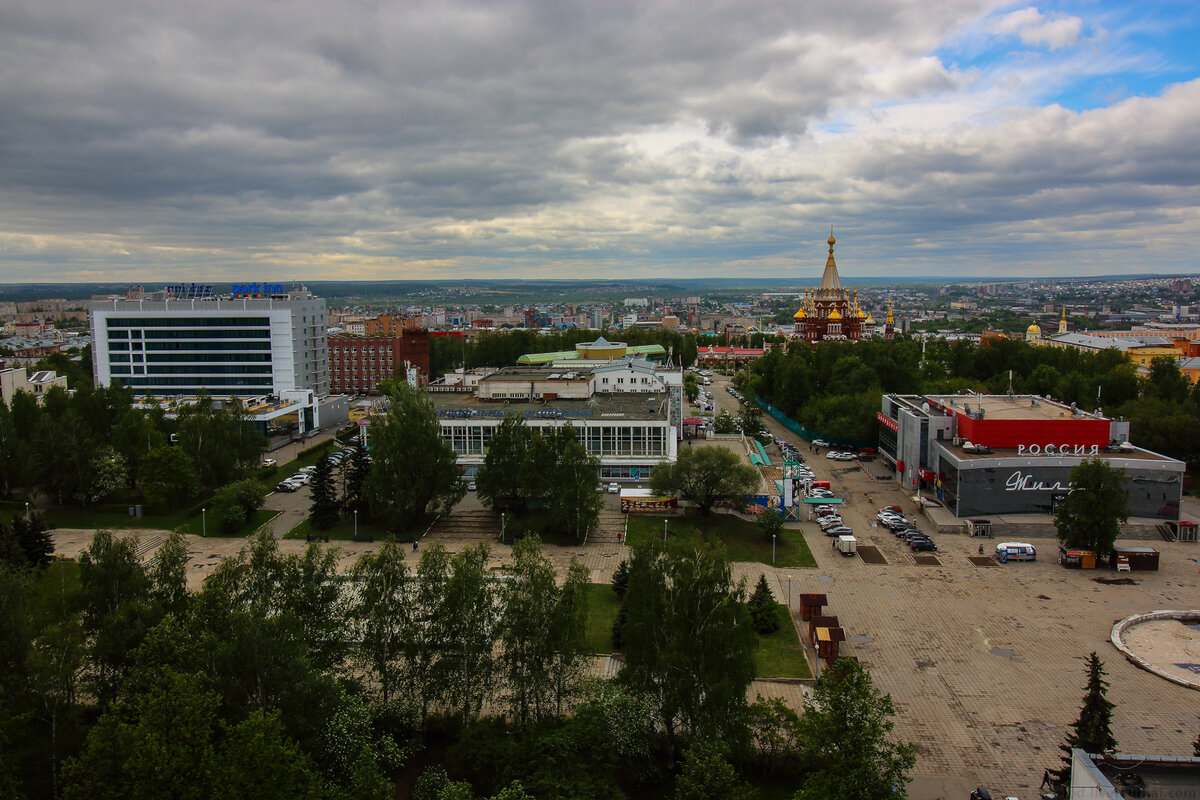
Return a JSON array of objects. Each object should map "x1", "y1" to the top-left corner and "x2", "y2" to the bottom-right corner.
[
  {"x1": 744, "y1": 334, "x2": 1200, "y2": 464},
  {"x1": 1, "y1": 525, "x2": 919, "y2": 800},
  {"x1": 475, "y1": 416, "x2": 603, "y2": 542},
  {"x1": 0, "y1": 383, "x2": 264, "y2": 511}
]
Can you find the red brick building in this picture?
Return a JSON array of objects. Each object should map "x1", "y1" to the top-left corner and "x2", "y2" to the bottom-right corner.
[{"x1": 329, "y1": 330, "x2": 430, "y2": 394}]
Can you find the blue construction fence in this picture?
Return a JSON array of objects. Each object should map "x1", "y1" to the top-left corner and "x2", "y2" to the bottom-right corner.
[{"x1": 754, "y1": 397, "x2": 876, "y2": 451}]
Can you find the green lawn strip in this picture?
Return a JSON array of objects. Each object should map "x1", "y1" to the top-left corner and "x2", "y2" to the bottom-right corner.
[
  {"x1": 581, "y1": 582, "x2": 621, "y2": 654},
  {"x1": 624, "y1": 512, "x2": 816, "y2": 568},
  {"x1": 41, "y1": 506, "x2": 192, "y2": 531},
  {"x1": 283, "y1": 515, "x2": 420, "y2": 543},
  {"x1": 191, "y1": 509, "x2": 280, "y2": 538},
  {"x1": 753, "y1": 603, "x2": 811, "y2": 679}
]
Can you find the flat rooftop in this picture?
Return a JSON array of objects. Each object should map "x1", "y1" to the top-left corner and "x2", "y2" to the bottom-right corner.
[
  {"x1": 936, "y1": 441, "x2": 1177, "y2": 463},
  {"x1": 925, "y1": 394, "x2": 1109, "y2": 423},
  {"x1": 427, "y1": 390, "x2": 670, "y2": 421}
]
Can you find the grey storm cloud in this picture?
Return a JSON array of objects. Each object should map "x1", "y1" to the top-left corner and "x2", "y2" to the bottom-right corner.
[{"x1": 0, "y1": 0, "x2": 1198, "y2": 281}]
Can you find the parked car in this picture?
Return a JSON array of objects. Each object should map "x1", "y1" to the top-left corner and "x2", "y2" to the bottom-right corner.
[
  {"x1": 812, "y1": 439, "x2": 829, "y2": 448},
  {"x1": 824, "y1": 525, "x2": 853, "y2": 537},
  {"x1": 299, "y1": 465, "x2": 318, "y2": 475},
  {"x1": 910, "y1": 539, "x2": 938, "y2": 552},
  {"x1": 879, "y1": 505, "x2": 903, "y2": 514},
  {"x1": 261, "y1": 458, "x2": 277, "y2": 468},
  {"x1": 468, "y1": 481, "x2": 477, "y2": 491},
  {"x1": 275, "y1": 480, "x2": 301, "y2": 493},
  {"x1": 290, "y1": 473, "x2": 311, "y2": 486},
  {"x1": 608, "y1": 482, "x2": 620, "y2": 494}
]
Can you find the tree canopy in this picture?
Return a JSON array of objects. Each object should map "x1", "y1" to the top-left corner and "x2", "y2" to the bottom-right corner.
[
  {"x1": 649, "y1": 446, "x2": 759, "y2": 514},
  {"x1": 1053, "y1": 459, "x2": 1130, "y2": 558}
]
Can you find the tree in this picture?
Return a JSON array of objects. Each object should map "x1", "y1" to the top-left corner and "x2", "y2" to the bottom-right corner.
[
  {"x1": 499, "y1": 535, "x2": 558, "y2": 729},
  {"x1": 407, "y1": 543, "x2": 451, "y2": 739},
  {"x1": 747, "y1": 574, "x2": 780, "y2": 634},
  {"x1": 476, "y1": 414, "x2": 530, "y2": 513},
  {"x1": 1051, "y1": 652, "x2": 1118, "y2": 789},
  {"x1": 1145, "y1": 355, "x2": 1189, "y2": 403},
  {"x1": 209, "y1": 479, "x2": 266, "y2": 536},
  {"x1": 0, "y1": 403, "x2": 25, "y2": 499},
  {"x1": 436, "y1": 544, "x2": 498, "y2": 730},
  {"x1": 611, "y1": 559, "x2": 630, "y2": 599},
  {"x1": 756, "y1": 508, "x2": 783, "y2": 542},
  {"x1": 546, "y1": 558, "x2": 590, "y2": 717},
  {"x1": 175, "y1": 396, "x2": 264, "y2": 488},
  {"x1": 619, "y1": 540, "x2": 757, "y2": 761},
  {"x1": 365, "y1": 381, "x2": 465, "y2": 532},
  {"x1": 543, "y1": 426, "x2": 602, "y2": 542},
  {"x1": 713, "y1": 410, "x2": 738, "y2": 434},
  {"x1": 350, "y1": 541, "x2": 411, "y2": 705},
  {"x1": 649, "y1": 446, "x2": 759, "y2": 515},
  {"x1": 149, "y1": 531, "x2": 190, "y2": 617},
  {"x1": 1053, "y1": 459, "x2": 1130, "y2": 559},
  {"x1": 748, "y1": 695, "x2": 805, "y2": 777},
  {"x1": 13, "y1": 512, "x2": 54, "y2": 567},
  {"x1": 343, "y1": 445, "x2": 371, "y2": 520},
  {"x1": 308, "y1": 456, "x2": 339, "y2": 531},
  {"x1": 683, "y1": 373, "x2": 700, "y2": 403},
  {"x1": 87, "y1": 446, "x2": 129, "y2": 504},
  {"x1": 738, "y1": 403, "x2": 764, "y2": 438},
  {"x1": 794, "y1": 658, "x2": 916, "y2": 800},
  {"x1": 139, "y1": 446, "x2": 199, "y2": 512},
  {"x1": 673, "y1": 740, "x2": 754, "y2": 800}
]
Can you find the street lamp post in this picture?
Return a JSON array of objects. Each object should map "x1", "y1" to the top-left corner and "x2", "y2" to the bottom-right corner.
[
  {"x1": 25, "y1": 501, "x2": 30, "y2": 520},
  {"x1": 354, "y1": 509, "x2": 358, "y2": 539},
  {"x1": 202, "y1": 508, "x2": 206, "y2": 538},
  {"x1": 663, "y1": 518, "x2": 668, "y2": 543},
  {"x1": 772, "y1": 533, "x2": 777, "y2": 565}
]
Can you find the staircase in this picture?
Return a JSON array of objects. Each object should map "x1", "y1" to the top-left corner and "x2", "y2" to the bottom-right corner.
[
  {"x1": 587, "y1": 509, "x2": 627, "y2": 544},
  {"x1": 424, "y1": 509, "x2": 502, "y2": 542}
]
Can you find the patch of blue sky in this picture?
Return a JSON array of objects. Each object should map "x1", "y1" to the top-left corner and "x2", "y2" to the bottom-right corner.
[{"x1": 933, "y1": 0, "x2": 1200, "y2": 111}]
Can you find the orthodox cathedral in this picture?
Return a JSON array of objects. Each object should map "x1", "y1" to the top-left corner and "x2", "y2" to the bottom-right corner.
[{"x1": 792, "y1": 233, "x2": 894, "y2": 343}]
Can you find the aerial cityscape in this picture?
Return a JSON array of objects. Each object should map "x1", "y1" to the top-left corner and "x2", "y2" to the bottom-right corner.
[{"x1": 2, "y1": 2, "x2": 1199, "y2": 800}]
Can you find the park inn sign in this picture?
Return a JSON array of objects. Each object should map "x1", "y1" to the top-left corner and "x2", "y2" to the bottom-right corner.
[{"x1": 1016, "y1": 443, "x2": 1102, "y2": 456}]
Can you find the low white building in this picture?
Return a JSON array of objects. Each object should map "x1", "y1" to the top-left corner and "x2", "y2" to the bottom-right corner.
[{"x1": 0, "y1": 367, "x2": 68, "y2": 406}]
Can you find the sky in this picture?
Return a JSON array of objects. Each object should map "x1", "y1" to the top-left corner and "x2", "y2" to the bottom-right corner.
[{"x1": 2, "y1": 0, "x2": 1200, "y2": 284}]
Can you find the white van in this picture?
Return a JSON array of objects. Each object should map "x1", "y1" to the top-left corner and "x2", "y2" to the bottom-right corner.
[{"x1": 995, "y1": 542, "x2": 1037, "y2": 561}]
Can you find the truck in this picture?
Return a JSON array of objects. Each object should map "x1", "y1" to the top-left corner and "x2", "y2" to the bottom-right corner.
[{"x1": 836, "y1": 535, "x2": 857, "y2": 556}]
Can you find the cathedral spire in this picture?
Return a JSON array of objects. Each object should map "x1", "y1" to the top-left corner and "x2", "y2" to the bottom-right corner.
[{"x1": 817, "y1": 232, "x2": 842, "y2": 295}]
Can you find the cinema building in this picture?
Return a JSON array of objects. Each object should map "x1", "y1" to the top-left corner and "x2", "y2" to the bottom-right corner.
[{"x1": 878, "y1": 394, "x2": 1184, "y2": 520}]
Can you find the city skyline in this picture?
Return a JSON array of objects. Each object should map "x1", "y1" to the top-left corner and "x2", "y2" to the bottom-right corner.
[{"x1": 2, "y1": 0, "x2": 1200, "y2": 282}]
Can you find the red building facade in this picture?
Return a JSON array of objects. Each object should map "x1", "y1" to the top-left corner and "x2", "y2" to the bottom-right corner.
[{"x1": 329, "y1": 330, "x2": 430, "y2": 394}]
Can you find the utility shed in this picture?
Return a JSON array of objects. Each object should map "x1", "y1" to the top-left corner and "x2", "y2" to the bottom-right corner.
[{"x1": 799, "y1": 593, "x2": 828, "y2": 621}]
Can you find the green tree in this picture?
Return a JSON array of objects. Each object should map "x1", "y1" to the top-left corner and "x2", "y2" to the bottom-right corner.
[
  {"x1": 365, "y1": 381, "x2": 465, "y2": 532},
  {"x1": 407, "y1": 543, "x2": 451, "y2": 739},
  {"x1": 1145, "y1": 355, "x2": 1189, "y2": 403},
  {"x1": 343, "y1": 445, "x2": 371, "y2": 520},
  {"x1": 619, "y1": 541, "x2": 756, "y2": 760},
  {"x1": 350, "y1": 541, "x2": 411, "y2": 705},
  {"x1": 794, "y1": 658, "x2": 915, "y2": 800},
  {"x1": 713, "y1": 410, "x2": 738, "y2": 434},
  {"x1": 149, "y1": 531, "x2": 191, "y2": 617},
  {"x1": 309, "y1": 456, "x2": 339, "y2": 531},
  {"x1": 756, "y1": 508, "x2": 783, "y2": 542},
  {"x1": 111, "y1": 409, "x2": 167, "y2": 486},
  {"x1": 673, "y1": 740, "x2": 754, "y2": 800},
  {"x1": 77, "y1": 531, "x2": 155, "y2": 709},
  {"x1": 1051, "y1": 652, "x2": 1118, "y2": 789},
  {"x1": 476, "y1": 414, "x2": 531, "y2": 513},
  {"x1": 544, "y1": 426, "x2": 602, "y2": 542},
  {"x1": 683, "y1": 373, "x2": 700, "y2": 403},
  {"x1": 139, "y1": 445, "x2": 199, "y2": 511},
  {"x1": 499, "y1": 535, "x2": 559, "y2": 729},
  {"x1": 88, "y1": 446, "x2": 129, "y2": 504},
  {"x1": 738, "y1": 403, "x2": 764, "y2": 438},
  {"x1": 747, "y1": 574, "x2": 779, "y2": 634},
  {"x1": 649, "y1": 446, "x2": 759, "y2": 515},
  {"x1": 611, "y1": 559, "x2": 630, "y2": 598},
  {"x1": 1053, "y1": 459, "x2": 1130, "y2": 558},
  {"x1": 436, "y1": 544, "x2": 498, "y2": 731},
  {"x1": 13, "y1": 512, "x2": 55, "y2": 567},
  {"x1": 547, "y1": 558, "x2": 590, "y2": 716},
  {"x1": 748, "y1": 695, "x2": 804, "y2": 777},
  {"x1": 209, "y1": 479, "x2": 266, "y2": 536},
  {"x1": 0, "y1": 403, "x2": 25, "y2": 498}
]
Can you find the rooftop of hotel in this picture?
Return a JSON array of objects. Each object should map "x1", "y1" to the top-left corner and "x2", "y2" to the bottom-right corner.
[{"x1": 923, "y1": 393, "x2": 1110, "y2": 423}]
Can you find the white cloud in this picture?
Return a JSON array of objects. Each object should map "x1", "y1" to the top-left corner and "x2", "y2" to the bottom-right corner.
[{"x1": 993, "y1": 6, "x2": 1084, "y2": 49}]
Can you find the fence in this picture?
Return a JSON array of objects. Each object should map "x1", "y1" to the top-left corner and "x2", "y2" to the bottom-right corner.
[{"x1": 755, "y1": 397, "x2": 875, "y2": 450}]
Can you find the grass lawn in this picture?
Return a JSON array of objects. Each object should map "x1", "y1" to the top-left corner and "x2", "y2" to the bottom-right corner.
[
  {"x1": 191, "y1": 509, "x2": 280, "y2": 538},
  {"x1": 582, "y1": 582, "x2": 622, "y2": 654},
  {"x1": 283, "y1": 515, "x2": 421, "y2": 543},
  {"x1": 624, "y1": 512, "x2": 816, "y2": 568},
  {"x1": 753, "y1": 603, "x2": 811, "y2": 679},
  {"x1": 22, "y1": 504, "x2": 278, "y2": 538}
]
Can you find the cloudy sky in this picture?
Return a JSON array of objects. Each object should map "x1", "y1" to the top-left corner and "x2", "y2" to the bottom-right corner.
[{"x1": 2, "y1": 0, "x2": 1199, "y2": 284}]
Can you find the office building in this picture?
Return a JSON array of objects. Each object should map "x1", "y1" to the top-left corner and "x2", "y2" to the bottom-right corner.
[{"x1": 89, "y1": 283, "x2": 329, "y2": 397}]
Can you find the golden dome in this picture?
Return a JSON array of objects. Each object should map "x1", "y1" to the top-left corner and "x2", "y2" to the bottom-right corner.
[
  {"x1": 857, "y1": 307, "x2": 867, "y2": 319},
  {"x1": 793, "y1": 307, "x2": 806, "y2": 319},
  {"x1": 828, "y1": 233, "x2": 836, "y2": 245},
  {"x1": 866, "y1": 314, "x2": 875, "y2": 325},
  {"x1": 827, "y1": 307, "x2": 842, "y2": 321},
  {"x1": 1027, "y1": 323, "x2": 1041, "y2": 333}
]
